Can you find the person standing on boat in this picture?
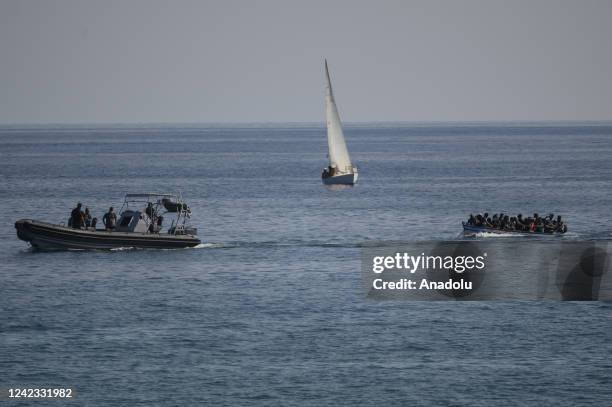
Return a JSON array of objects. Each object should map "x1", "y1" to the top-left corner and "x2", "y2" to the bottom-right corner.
[
  {"x1": 103, "y1": 207, "x2": 117, "y2": 231},
  {"x1": 145, "y1": 202, "x2": 153, "y2": 217},
  {"x1": 70, "y1": 202, "x2": 84, "y2": 229},
  {"x1": 84, "y1": 207, "x2": 92, "y2": 228}
]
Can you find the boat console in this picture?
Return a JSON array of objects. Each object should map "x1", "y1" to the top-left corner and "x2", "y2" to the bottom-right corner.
[{"x1": 115, "y1": 210, "x2": 150, "y2": 233}]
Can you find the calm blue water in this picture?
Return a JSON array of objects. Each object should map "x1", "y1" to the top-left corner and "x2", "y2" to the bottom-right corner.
[{"x1": 1, "y1": 123, "x2": 611, "y2": 405}]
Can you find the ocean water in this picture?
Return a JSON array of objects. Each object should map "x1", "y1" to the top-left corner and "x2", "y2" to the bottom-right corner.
[{"x1": 1, "y1": 123, "x2": 611, "y2": 405}]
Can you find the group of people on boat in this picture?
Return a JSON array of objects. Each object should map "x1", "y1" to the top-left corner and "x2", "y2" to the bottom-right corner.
[
  {"x1": 69, "y1": 202, "x2": 117, "y2": 231},
  {"x1": 466, "y1": 212, "x2": 567, "y2": 234},
  {"x1": 69, "y1": 203, "x2": 94, "y2": 229},
  {"x1": 69, "y1": 202, "x2": 164, "y2": 233}
]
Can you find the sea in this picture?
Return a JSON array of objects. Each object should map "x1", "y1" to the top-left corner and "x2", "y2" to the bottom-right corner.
[{"x1": 1, "y1": 123, "x2": 611, "y2": 406}]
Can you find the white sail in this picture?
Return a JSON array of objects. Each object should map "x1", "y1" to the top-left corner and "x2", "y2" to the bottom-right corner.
[{"x1": 325, "y1": 60, "x2": 353, "y2": 173}]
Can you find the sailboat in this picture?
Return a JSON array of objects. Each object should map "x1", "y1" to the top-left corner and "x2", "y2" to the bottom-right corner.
[{"x1": 322, "y1": 60, "x2": 358, "y2": 185}]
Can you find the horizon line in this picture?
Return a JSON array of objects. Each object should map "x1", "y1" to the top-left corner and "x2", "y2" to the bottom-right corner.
[{"x1": 1, "y1": 119, "x2": 612, "y2": 127}]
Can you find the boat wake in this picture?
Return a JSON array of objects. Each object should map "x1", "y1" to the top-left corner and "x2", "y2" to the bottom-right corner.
[
  {"x1": 103, "y1": 241, "x2": 364, "y2": 251},
  {"x1": 192, "y1": 242, "x2": 227, "y2": 249},
  {"x1": 109, "y1": 246, "x2": 135, "y2": 251},
  {"x1": 106, "y1": 242, "x2": 226, "y2": 251},
  {"x1": 470, "y1": 232, "x2": 528, "y2": 239},
  {"x1": 463, "y1": 230, "x2": 585, "y2": 240}
]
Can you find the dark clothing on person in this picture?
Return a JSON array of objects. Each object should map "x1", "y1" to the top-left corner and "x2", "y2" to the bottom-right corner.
[
  {"x1": 103, "y1": 210, "x2": 117, "y2": 230},
  {"x1": 467, "y1": 214, "x2": 476, "y2": 225},
  {"x1": 145, "y1": 203, "x2": 155, "y2": 218},
  {"x1": 467, "y1": 211, "x2": 567, "y2": 233},
  {"x1": 70, "y1": 206, "x2": 84, "y2": 229}
]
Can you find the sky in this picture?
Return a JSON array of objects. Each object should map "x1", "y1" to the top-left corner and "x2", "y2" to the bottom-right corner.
[{"x1": 1, "y1": 0, "x2": 611, "y2": 124}]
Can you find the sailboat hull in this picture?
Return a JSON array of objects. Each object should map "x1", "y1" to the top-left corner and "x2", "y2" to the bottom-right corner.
[{"x1": 322, "y1": 172, "x2": 358, "y2": 185}]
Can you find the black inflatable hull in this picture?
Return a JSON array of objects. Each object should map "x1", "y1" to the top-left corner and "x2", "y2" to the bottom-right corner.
[{"x1": 15, "y1": 219, "x2": 201, "y2": 250}]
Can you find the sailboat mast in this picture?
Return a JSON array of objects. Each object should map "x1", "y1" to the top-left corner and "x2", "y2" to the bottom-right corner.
[{"x1": 325, "y1": 59, "x2": 333, "y2": 99}]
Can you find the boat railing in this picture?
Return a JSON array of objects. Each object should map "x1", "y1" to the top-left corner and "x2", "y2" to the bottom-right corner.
[{"x1": 118, "y1": 193, "x2": 194, "y2": 235}]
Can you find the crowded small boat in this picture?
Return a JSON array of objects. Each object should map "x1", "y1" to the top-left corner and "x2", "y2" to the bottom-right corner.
[{"x1": 463, "y1": 212, "x2": 567, "y2": 235}]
